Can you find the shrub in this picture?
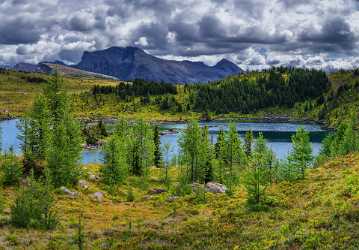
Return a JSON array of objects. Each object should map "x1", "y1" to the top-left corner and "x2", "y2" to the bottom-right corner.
[
  {"x1": 10, "y1": 176, "x2": 58, "y2": 229},
  {"x1": 0, "y1": 189, "x2": 4, "y2": 214},
  {"x1": 126, "y1": 187, "x2": 135, "y2": 202},
  {"x1": 1, "y1": 149, "x2": 23, "y2": 186}
]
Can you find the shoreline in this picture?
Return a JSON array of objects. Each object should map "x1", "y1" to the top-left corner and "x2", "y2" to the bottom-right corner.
[{"x1": 1, "y1": 113, "x2": 327, "y2": 128}]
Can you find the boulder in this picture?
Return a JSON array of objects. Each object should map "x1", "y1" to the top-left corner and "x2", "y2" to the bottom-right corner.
[
  {"x1": 205, "y1": 182, "x2": 227, "y2": 193},
  {"x1": 60, "y1": 186, "x2": 78, "y2": 198},
  {"x1": 167, "y1": 196, "x2": 178, "y2": 202},
  {"x1": 148, "y1": 188, "x2": 166, "y2": 195},
  {"x1": 88, "y1": 174, "x2": 99, "y2": 182},
  {"x1": 90, "y1": 192, "x2": 104, "y2": 203},
  {"x1": 78, "y1": 179, "x2": 89, "y2": 190}
]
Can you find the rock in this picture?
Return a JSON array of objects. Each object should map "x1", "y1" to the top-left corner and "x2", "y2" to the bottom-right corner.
[
  {"x1": 78, "y1": 179, "x2": 89, "y2": 190},
  {"x1": 167, "y1": 196, "x2": 178, "y2": 202},
  {"x1": 88, "y1": 174, "x2": 99, "y2": 182},
  {"x1": 191, "y1": 182, "x2": 203, "y2": 191},
  {"x1": 90, "y1": 192, "x2": 104, "y2": 203},
  {"x1": 205, "y1": 182, "x2": 227, "y2": 193},
  {"x1": 60, "y1": 186, "x2": 78, "y2": 198},
  {"x1": 20, "y1": 178, "x2": 30, "y2": 187},
  {"x1": 3, "y1": 208, "x2": 11, "y2": 215},
  {"x1": 141, "y1": 195, "x2": 153, "y2": 201},
  {"x1": 148, "y1": 188, "x2": 166, "y2": 195}
]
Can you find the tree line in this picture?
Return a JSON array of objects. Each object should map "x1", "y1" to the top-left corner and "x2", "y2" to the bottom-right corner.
[
  {"x1": 192, "y1": 67, "x2": 329, "y2": 113},
  {"x1": 92, "y1": 79, "x2": 177, "y2": 98},
  {"x1": 89, "y1": 67, "x2": 329, "y2": 115}
]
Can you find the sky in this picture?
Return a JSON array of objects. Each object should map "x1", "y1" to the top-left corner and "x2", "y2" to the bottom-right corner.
[{"x1": 0, "y1": 0, "x2": 359, "y2": 70}]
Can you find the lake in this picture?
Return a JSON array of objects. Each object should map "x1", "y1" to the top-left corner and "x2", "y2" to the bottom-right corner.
[{"x1": 0, "y1": 119, "x2": 328, "y2": 164}]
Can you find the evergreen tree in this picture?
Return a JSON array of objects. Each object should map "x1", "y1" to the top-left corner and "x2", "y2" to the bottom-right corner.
[
  {"x1": 244, "y1": 133, "x2": 273, "y2": 209},
  {"x1": 226, "y1": 123, "x2": 246, "y2": 173},
  {"x1": 127, "y1": 121, "x2": 155, "y2": 176},
  {"x1": 199, "y1": 125, "x2": 214, "y2": 183},
  {"x1": 153, "y1": 125, "x2": 162, "y2": 168},
  {"x1": 1, "y1": 148, "x2": 23, "y2": 186},
  {"x1": 20, "y1": 72, "x2": 83, "y2": 187},
  {"x1": 101, "y1": 135, "x2": 128, "y2": 186},
  {"x1": 288, "y1": 128, "x2": 313, "y2": 180},
  {"x1": 244, "y1": 130, "x2": 254, "y2": 157},
  {"x1": 18, "y1": 95, "x2": 50, "y2": 175},
  {"x1": 321, "y1": 113, "x2": 359, "y2": 159},
  {"x1": 179, "y1": 121, "x2": 202, "y2": 183},
  {"x1": 214, "y1": 128, "x2": 226, "y2": 182}
]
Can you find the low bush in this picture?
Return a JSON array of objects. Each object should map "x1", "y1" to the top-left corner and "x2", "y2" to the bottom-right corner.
[
  {"x1": 1, "y1": 149, "x2": 23, "y2": 186},
  {"x1": 10, "y1": 176, "x2": 58, "y2": 229}
]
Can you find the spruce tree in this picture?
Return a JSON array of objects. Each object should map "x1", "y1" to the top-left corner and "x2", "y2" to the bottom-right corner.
[
  {"x1": 214, "y1": 128, "x2": 226, "y2": 183},
  {"x1": 199, "y1": 125, "x2": 214, "y2": 183},
  {"x1": 153, "y1": 125, "x2": 162, "y2": 168},
  {"x1": 1, "y1": 148, "x2": 23, "y2": 186},
  {"x1": 127, "y1": 121, "x2": 155, "y2": 176},
  {"x1": 244, "y1": 133, "x2": 273, "y2": 209},
  {"x1": 288, "y1": 128, "x2": 313, "y2": 180},
  {"x1": 101, "y1": 135, "x2": 128, "y2": 186},
  {"x1": 20, "y1": 72, "x2": 83, "y2": 187},
  {"x1": 178, "y1": 121, "x2": 202, "y2": 183},
  {"x1": 244, "y1": 130, "x2": 254, "y2": 157},
  {"x1": 226, "y1": 123, "x2": 246, "y2": 176},
  {"x1": 18, "y1": 95, "x2": 50, "y2": 175}
]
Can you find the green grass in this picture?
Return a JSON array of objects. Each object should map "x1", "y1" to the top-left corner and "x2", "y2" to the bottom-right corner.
[
  {"x1": 2, "y1": 154, "x2": 359, "y2": 249},
  {"x1": 0, "y1": 70, "x2": 118, "y2": 119}
]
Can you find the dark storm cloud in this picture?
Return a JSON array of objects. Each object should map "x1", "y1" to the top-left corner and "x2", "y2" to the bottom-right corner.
[
  {"x1": 0, "y1": 0, "x2": 358, "y2": 69},
  {"x1": 0, "y1": 18, "x2": 41, "y2": 44},
  {"x1": 298, "y1": 16, "x2": 356, "y2": 51}
]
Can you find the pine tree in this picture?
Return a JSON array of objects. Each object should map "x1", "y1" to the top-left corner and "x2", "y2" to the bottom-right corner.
[
  {"x1": 244, "y1": 133, "x2": 273, "y2": 209},
  {"x1": 18, "y1": 95, "x2": 51, "y2": 175},
  {"x1": 153, "y1": 125, "x2": 162, "y2": 168},
  {"x1": 244, "y1": 130, "x2": 254, "y2": 157},
  {"x1": 1, "y1": 148, "x2": 23, "y2": 186},
  {"x1": 199, "y1": 125, "x2": 214, "y2": 183},
  {"x1": 214, "y1": 128, "x2": 226, "y2": 182},
  {"x1": 226, "y1": 123, "x2": 246, "y2": 181},
  {"x1": 101, "y1": 135, "x2": 128, "y2": 186},
  {"x1": 288, "y1": 128, "x2": 313, "y2": 180},
  {"x1": 127, "y1": 121, "x2": 155, "y2": 176},
  {"x1": 178, "y1": 121, "x2": 202, "y2": 183}
]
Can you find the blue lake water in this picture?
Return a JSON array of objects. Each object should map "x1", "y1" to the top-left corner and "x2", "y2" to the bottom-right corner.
[{"x1": 0, "y1": 119, "x2": 327, "y2": 164}]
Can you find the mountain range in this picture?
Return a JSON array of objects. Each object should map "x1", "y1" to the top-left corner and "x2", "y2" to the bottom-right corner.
[{"x1": 7, "y1": 47, "x2": 242, "y2": 83}]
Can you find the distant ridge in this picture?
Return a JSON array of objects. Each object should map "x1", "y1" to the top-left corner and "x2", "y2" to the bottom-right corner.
[{"x1": 75, "y1": 46, "x2": 242, "y2": 83}]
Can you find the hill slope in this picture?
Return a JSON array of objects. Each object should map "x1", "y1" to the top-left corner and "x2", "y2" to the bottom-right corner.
[
  {"x1": 75, "y1": 46, "x2": 242, "y2": 83},
  {"x1": 2, "y1": 154, "x2": 359, "y2": 249}
]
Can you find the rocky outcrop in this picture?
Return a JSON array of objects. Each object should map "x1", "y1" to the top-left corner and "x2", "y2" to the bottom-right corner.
[
  {"x1": 205, "y1": 182, "x2": 227, "y2": 193},
  {"x1": 90, "y1": 192, "x2": 104, "y2": 203}
]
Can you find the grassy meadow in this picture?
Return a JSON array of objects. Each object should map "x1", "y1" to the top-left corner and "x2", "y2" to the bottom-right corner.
[{"x1": 1, "y1": 154, "x2": 359, "y2": 249}]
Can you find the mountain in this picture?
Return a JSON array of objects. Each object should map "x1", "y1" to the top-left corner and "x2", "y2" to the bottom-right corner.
[
  {"x1": 13, "y1": 62, "x2": 52, "y2": 74},
  {"x1": 75, "y1": 47, "x2": 242, "y2": 83},
  {"x1": 42, "y1": 63, "x2": 118, "y2": 80}
]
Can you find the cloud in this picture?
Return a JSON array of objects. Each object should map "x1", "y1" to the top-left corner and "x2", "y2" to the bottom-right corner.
[
  {"x1": 298, "y1": 16, "x2": 356, "y2": 52},
  {"x1": 0, "y1": 0, "x2": 358, "y2": 70}
]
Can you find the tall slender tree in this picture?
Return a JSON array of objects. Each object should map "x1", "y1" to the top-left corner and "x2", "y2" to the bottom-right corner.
[
  {"x1": 18, "y1": 95, "x2": 50, "y2": 175},
  {"x1": 153, "y1": 125, "x2": 162, "y2": 168},
  {"x1": 244, "y1": 133, "x2": 273, "y2": 208},
  {"x1": 179, "y1": 121, "x2": 202, "y2": 183},
  {"x1": 244, "y1": 130, "x2": 254, "y2": 157},
  {"x1": 101, "y1": 134, "x2": 128, "y2": 186},
  {"x1": 288, "y1": 128, "x2": 313, "y2": 180},
  {"x1": 214, "y1": 128, "x2": 226, "y2": 182}
]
